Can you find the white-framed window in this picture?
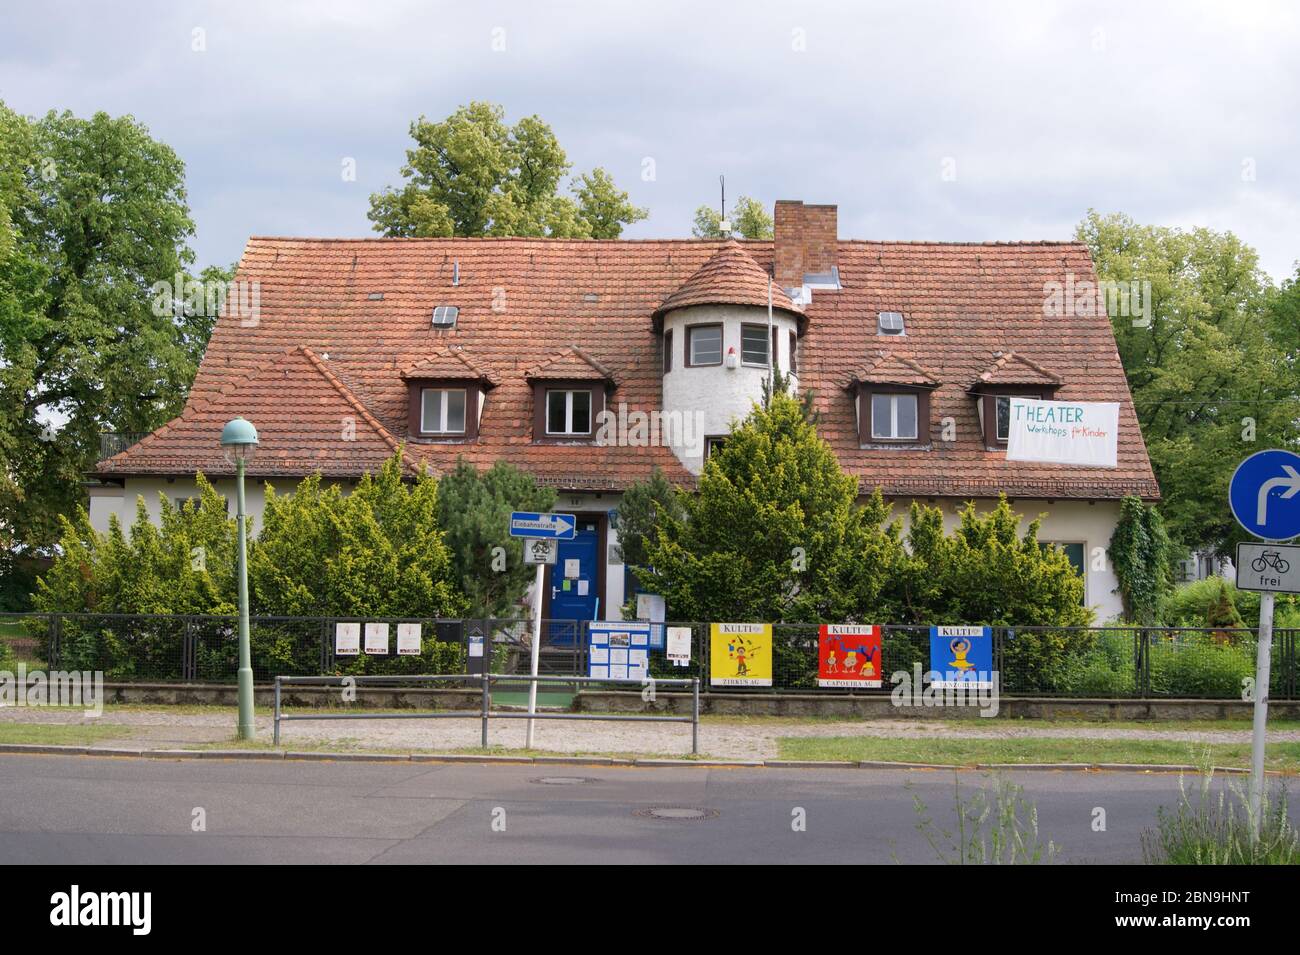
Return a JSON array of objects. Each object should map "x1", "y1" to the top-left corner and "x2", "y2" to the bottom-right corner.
[
  {"x1": 704, "y1": 435, "x2": 727, "y2": 460},
  {"x1": 871, "y1": 393, "x2": 919, "y2": 440},
  {"x1": 687, "y1": 325, "x2": 722, "y2": 366},
  {"x1": 421, "y1": 388, "x2": 467, "y2": 434},
  {"x1": 546, "y1": 389, "x2": 592, "y2": 435},
  {"x1": 741, "y1": 324, "x2": 770, "y2": 366}
]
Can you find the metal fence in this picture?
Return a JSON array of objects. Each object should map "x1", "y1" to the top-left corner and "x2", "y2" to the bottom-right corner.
[
  {"x1": 2, "y1": 612, "x2": 1296, "y2": 700},
  {"x1": 272, "y1": 673, "x2": 700, "y2": 753}
]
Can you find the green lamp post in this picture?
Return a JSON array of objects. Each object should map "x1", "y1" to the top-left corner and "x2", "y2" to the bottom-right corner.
[{"x1": 221, "y1": 417, "x2": 259, "y2": 740}]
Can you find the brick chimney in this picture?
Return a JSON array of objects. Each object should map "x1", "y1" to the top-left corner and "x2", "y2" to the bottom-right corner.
[{"x1": 774, "y1": 200, "x2": 838, "y2": 289}]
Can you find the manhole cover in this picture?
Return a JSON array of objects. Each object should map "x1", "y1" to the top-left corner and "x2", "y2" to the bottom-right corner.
[
  {"x1": 529, "y1": 776, "x2": 599, "y2": 786},
  {"x1": 634, "y1": 806, "x2": 720, "y2": 821}
]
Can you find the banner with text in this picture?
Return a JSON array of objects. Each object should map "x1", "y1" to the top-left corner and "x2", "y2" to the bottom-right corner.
[{"x1": 1005, "y1": 398, "x2": 1118, "y2": 468}]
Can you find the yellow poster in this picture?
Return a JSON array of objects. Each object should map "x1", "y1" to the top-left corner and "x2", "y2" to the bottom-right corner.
[{"x1": 710, "y1": 623, "x2": 773, "y2": 687}]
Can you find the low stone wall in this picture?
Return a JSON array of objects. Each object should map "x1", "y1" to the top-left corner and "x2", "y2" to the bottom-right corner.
[{"x1": 93, "y1": 682, "x2": 1300, "y2": 720}]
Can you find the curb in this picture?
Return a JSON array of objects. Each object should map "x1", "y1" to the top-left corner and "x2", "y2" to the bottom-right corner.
[{"x1": 0, "y1": 743, "x2": 1290, "y2": 775}]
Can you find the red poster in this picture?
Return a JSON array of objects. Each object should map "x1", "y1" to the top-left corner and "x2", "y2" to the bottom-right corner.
[{"x1": 818, "y1": 624, "x2": 882, "y2": 688}]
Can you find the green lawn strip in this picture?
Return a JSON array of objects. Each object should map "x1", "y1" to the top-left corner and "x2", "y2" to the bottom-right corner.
[
  {"x1": 0, "y1": 721, "x2": 133, "y2": 746},
  {"x1": 776, "y1": 735, "x2": 1300, "y2": 772}
]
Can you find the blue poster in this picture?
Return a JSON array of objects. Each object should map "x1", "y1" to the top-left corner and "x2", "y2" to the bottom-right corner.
[
  {"x1": 929, "y1": 625, "x2": 993, "y2": 688},
  {"x1": 588, "y1": 622, "x2": 652, "y2": 681}
]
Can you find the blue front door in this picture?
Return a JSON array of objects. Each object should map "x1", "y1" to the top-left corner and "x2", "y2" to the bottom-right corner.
[{"x1": 548, "y1": 519, "x2": 599, "y2": 644}]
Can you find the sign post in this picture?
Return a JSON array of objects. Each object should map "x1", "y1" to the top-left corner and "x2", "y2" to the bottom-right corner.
[
  {"x1": 510, "y1": 512, "x2": 576, "y2": 748},
  {"x1": 1228, "y1": 450, "x2": 1300, "y2": 841}
]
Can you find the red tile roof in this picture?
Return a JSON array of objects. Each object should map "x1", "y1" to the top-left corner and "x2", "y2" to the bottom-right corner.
[
  {"x1": 973, "y1": 350, "x2": 1062, "y2": 388},
  {"x1": 400, "y1": 345, "x2": 500, "y2": 386},
  {"x1": 653, "y1": 239, "x2": 798, "y2": 320},
  {"x1": 524, "y1": 345, "x2": 617, "y2": 383},
  {"x1": 847, "y1": 353, "x2": 941, "y2": 389},
  {"x1": 97, "y1": 235, "x2": 1159, "y2": 499},
  {"x1": 99, "y1": 345, "x2": 416, "y2": 479}
]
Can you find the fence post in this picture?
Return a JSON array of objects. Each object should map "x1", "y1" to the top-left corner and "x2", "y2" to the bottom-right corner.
[
  {"x1": 691, "y1": 677, "x2": 700, "y2": 756},
  {"x1": 1135, "y1": 628, "x2": 1151, "y2": 698},
  {"x1": 48, "y1": 613, "x2": 61, "y2": 670},
  {"x1": 320, "y1": 618, "x2": 330, "y2": 675},
  {"x1": 480, "y1": 670, "x2": 490, "y2": 748},
  {"x1": 273, "y1": 676, "x2": 281, "y2": 746},
  {"x1": 182, "y1": 617, "x2": 196, "y2": 681}
]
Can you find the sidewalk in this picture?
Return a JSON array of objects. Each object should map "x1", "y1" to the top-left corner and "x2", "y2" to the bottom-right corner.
[{"x1": 2, "y1": 706, "x2": 1297, "y2": 760}]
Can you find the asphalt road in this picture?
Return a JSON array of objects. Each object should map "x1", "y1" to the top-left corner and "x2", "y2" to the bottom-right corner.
[{"x1": 0, "y1": 754, "x2": 1290, "y2": 864}]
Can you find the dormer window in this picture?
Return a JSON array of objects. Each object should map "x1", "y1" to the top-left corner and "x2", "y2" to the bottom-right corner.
[
  {"x1": 546, "y1": 389, "x2": 592, "y2": 436},
  {"x1": 401, "y1": 346, "x2": 498, "y2": 442},
  {"x1": 877, "y1": 312, "x2": 905, "y2": 336},
  {"x1": 871, "y1": 393, "x2": 919, "y2": 440},
  {"x1": 420, "y1": 388, "x2": 467, "y2": 435},
  {"x1": 968, "y1": 352, "x2": 1063, "y2": 449},
  {"x1": 846, "y1": 354, "x2": 939, "y2": 447}
]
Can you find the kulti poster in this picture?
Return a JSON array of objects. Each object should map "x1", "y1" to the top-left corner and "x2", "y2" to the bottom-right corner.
[
  {"x1": 929, "y1": 625, "x2": 994, "y2": 689},
  {"x1": 710, "y1": 623, "x2": 772, "y2": 687},
  {"x1": 818, "y1": 624, "x2": 882, "y2": 687}
]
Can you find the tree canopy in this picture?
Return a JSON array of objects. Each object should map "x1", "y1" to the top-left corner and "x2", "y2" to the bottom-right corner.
[
  {"x1": 368, "y1": 102, "x2": 647, "y2": 239},
  {"x1": 0, "y1": 102, "x2": 218, "y2": 586},
  {"x1": 1078, "y1": 210, "x2": 1300, "y2": 554},
  {"x1": 692, "y1": 195, "x2": 773, "y2": 239}
]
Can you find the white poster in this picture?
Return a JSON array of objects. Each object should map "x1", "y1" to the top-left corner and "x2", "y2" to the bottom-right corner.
[
  {"x1": 397, "y1": 623, "x2": 422, "y2": 656},
  {"x1": 666, "y1": 626, "x2": 692, "y2": 666},
  {"x1": 364, "y1": 622, "x2": 390, "y2": 655},
  {"x1": 335, "y1": 622, "x2": 360, "y2": 656},
  {"x1": 1005, "y1": 398, "x2": 1118, "y2": 468}
]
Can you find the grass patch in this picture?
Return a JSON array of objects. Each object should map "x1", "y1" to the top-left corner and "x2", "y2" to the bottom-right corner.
[
  {"x1": 0, "y1": 721, "x2": 132, "y2": 746},
  {"x1": 777, "y1": 735, "x2": 1300, "y2": 772}
]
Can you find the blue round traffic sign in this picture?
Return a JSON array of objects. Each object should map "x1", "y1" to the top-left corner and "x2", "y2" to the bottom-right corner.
[{"x1": 1229, "y1": 449, "x2": 1300, "y2": 541}]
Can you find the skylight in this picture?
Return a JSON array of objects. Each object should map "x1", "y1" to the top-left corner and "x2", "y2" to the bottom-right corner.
[
  {"x1": 877, "y1": 311, "x2": 905, "y2": 335},
  {"x1": 432, "y1": 306, "x2": 459, "y2": 328}
]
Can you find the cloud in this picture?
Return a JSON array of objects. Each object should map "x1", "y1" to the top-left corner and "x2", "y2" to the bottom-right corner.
[{"x1": 1, "y1": 0, "x2": 1296, "y2": 280}]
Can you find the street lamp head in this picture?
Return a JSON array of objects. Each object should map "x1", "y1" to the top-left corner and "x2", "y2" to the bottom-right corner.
[{"x1": 220, "y1": 417, "x2": 259, "y2": 465}]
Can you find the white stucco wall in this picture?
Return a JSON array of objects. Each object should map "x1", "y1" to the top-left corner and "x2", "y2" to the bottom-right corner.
[
  {"x1": 888, "y1": 496, "x2": 1124, "y2": 623},
  {"x1": 91, "y1": 485, "x2": 1123, "y2": 624},
  {"x1": 661, "y1": 304, "x2": 799, "y2": 473},
  {"x1": 87, "y1": 476, "x2": 343, "y2": 539}
]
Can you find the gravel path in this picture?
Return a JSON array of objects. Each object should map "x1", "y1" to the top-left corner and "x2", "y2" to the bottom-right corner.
[{"x1": 3, "y1": 706, "x2": 1297, "y2": 759}]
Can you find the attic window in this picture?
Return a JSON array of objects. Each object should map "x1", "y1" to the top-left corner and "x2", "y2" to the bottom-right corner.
[
  {"x1": 877, "y1": 312, "x2": 905, "y2": 336},
  {"x1": 367, "y1": 292, "x2": 384, "y2": 301},
  {"x1": 432, "y1": 306, "x2": 459, "y2": 328}
]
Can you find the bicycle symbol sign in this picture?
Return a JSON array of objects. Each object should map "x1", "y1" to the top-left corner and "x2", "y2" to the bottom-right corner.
[{"x1": 1236, "y1": 542, "x2": 1300, "y2": 594}]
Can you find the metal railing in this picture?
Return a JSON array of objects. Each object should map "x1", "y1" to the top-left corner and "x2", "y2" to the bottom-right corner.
[{"x1": 272, "y1": 672, "x2": 701, "y2": 753}]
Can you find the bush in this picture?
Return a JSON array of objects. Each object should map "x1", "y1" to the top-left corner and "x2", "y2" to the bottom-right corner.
[
  {"x1": 1149, "y1": 636, "x2": 1255, "y2": 698},
  {"x1": 1058, "y1": 631, "x2": 1136, "y2": 697}
]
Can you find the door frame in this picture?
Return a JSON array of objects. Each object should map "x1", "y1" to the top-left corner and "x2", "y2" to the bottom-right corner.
[{"x1": 540, "y1": 511, "x2": 608, "y2": 622}]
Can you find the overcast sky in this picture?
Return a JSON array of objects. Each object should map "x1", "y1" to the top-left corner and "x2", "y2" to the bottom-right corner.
[{"x1": 2, "y1": 0, "x2": 1297, "y2": 282}]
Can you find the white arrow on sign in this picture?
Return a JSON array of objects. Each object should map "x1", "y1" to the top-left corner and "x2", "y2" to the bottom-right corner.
[{"x1": 1256, "y1": 465, "x2": 1300, "y2": 526}]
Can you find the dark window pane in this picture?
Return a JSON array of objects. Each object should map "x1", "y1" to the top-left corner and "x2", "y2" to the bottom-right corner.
[
  {"x1": 547, "y1": 391, "x2": 567, "y2": 433},
  {"x1": 996, "y1": 396, "x2": 1011, "y2": 440},
  {"x1": 571, "y1": 390, "x2": 591, "y2": 434},
  {"x1": 896, "y1": 394, "x2": 918, "y2": 438},
  {"x1": 446, "y1": 390, "x2": 466, "y2": 432}
]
